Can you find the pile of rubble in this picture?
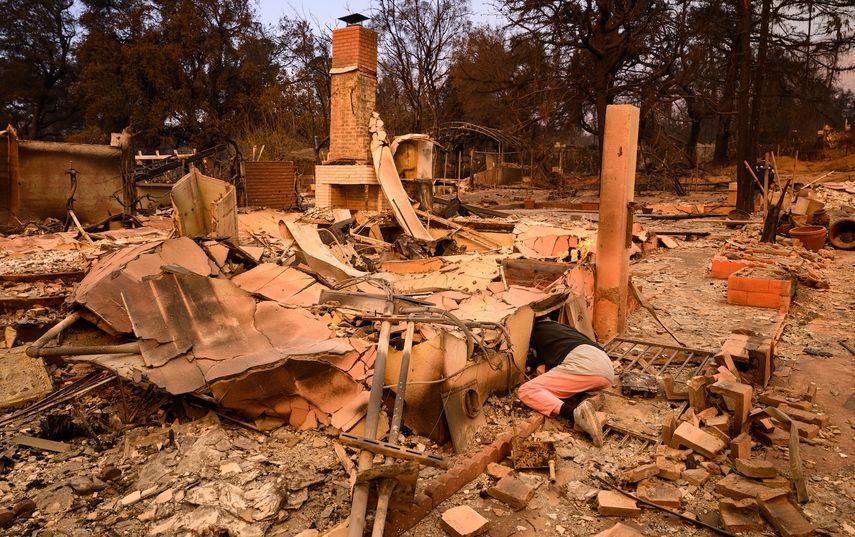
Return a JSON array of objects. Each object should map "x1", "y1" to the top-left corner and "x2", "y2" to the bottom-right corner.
[{"x1": 0, "y1": 148, "x2": 851, "y2": 537}]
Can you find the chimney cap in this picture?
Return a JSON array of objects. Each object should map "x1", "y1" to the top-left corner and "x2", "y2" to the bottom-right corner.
[{"x1": 338, "y1": 13, "x2": 369, "y2": 26}]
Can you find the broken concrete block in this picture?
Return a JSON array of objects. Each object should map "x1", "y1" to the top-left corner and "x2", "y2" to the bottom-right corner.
[
  {"x1": 597, "y1": 490, "x2": 641, "y2": 517},
  {"x1": 734, "y1": 458, "x2": 777, "y2": 479},
  {"x1": 758, "y1": 493, "x2": 815, "y2": 537},
  {"x1": 440, "y1": 505, "x2": 489, "y2": 537},
  {"x1": 730, "y1": 432, "x2": 752, "y2": 460},
  {"x1": 671, "y1": 422, "x2": 725, "y2": 458},
  {"x1": 714, "y1": 473, "x2": 773, "y2": 500},
  {"x1": 620, "y1": 462, "x2": 658, "y2": 483},
  {"x1": 592, "y1": 522, "x2": 644, "y2": 537},
  {"x1": 655, "y1": 456, "x2": 685, "y2": 481},
  {"x1": 636, "y1": 479, "x2": 681, "y2": 509},
  {"x1": 710, "y1": 380, "x2": 752, "y2": 437},
  {"x1": 681, "y1": 468, "x2": 709, "y2": 486},
  {"x1": 487, "y1": 475, "x2": 535, "y2": 510},
  {"x1": 485, "y1": 462, "x2": 512, "y2": 480},
  {"x1": 719, "y1": 498, "x2": 764, "y2": 532}
]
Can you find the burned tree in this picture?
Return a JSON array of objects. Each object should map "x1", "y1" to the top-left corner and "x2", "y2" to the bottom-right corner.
[{"x1": 373, "y1": 0, "x2": 471, "y2": 134}]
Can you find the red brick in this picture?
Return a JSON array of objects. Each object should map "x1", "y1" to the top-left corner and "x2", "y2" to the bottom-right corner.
[
  {"x1": 671, "y1": 422, "x2": 726, "y2": 458},
  {"x1": 719, "y1": 498, "x2": 764, "y2": 532},
  {"x1": 440, "y1": 505, "x2": 489, "y2": 537},
  {"x1": 758, "y1": 493, "x2": 815, "y2": 537},
  {"x1": 710, "y1": 380, "x2": 752, "y2": 437},
  {"x1": 620, "y1": 462, "x2": 659, "y2": 483},
  {"x1": 636, "y1": 479, "x2": 682, "y2": 508},
  {"x1": 597, "y1": 490, "x2": 641, "y2": 517},
  {"x1": 592, "y1": 523, "x2": 644, "y2": 537},
  {"x1": 487, "y1": 475, "x2": 535, "y2": 510},
  {"x1": 734, "y1": 458, "x2": 777, "y2": 479},
  {"x1": 730, "y1": 432, "x2": 753, "y2": 460},
  {"x1": 714, "y1": 473, "x2": 774, "y2": 500}
]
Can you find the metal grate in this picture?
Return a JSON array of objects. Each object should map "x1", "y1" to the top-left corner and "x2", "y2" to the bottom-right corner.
[{"x1": 603, "y1": 337, "x2": 715, "y2": 384}]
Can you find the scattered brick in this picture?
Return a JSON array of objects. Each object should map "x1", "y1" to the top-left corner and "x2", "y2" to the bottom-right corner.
[
  {"x1": 671, "y1": 422, "x2": 726, "y2": 458},
  {"x1": 656, "y1": 457, "x2": 685, "y2": 481},
  {"x1": 597, "y1": 490, "x2": 641, "y2": 517},
  {"x1": 754, "y1": 426, "x2": 790, "y2": 446},
  {"x1": 485, "y1": 463, "x2": 513, "y2": 480},
  {"x1": 636, "y1": 479, "x2": 682, "y2": 509},
  {"x1": 487, "y1": 475, "x2": 535, "y2": 510},
  {"x1": 681, "y1": 468, "x2": 710, "y2": 486},
  {"x1": 705, "y1": 414, "x2": 731, "y2": 435},
  {"x1": 661, "y1": 413, "x2": 677, "y2": 446},
  {"x1": 734, "y1": 459, "x2": 777, "y2": 479},
  {"x1": 714, "y1": 473, "x2": 773, "y2": 500},
  {"x1": 705, "y1": 425, "x2": 731, "y2": 446},
  {"x1": 687, "y1": 376, "x2": 708, "y2": 413},
  {"x1": 592, "y1": 522, "x2": 644, "y2": 537},
  {"x1": 710, "y1": 380, "x2": 752, "y2": 437},
  {"x1": 655, "y1": 445, "x2": 691, "y2": 461},
  {"x1": 662, "y1": 374, "x2": 689, "y2": 401},
  {"x1": 620, "y1": 462, "x2": 659, "y2": 484},
  {"x1": 763, "y1": 476, "x2": 793, "y2": 490},
  {"x1": 778, "y1": 404, "x2": 829, "y2": 428},
  {"x1": 719, "y1": 498, "x2": 764, "y2": 532},
  {"x1": 440, "y1": 505, "x2": 489, "y2": 537},
  {"x1": 730, "y1": 432, "x2": 753, "y2": 460},
  {"x1": 758, "y1": 493, "x2": 816, "y2": 537},
  {"x1": 696, "y1": 408, "x2": 718, "y2": 422}
]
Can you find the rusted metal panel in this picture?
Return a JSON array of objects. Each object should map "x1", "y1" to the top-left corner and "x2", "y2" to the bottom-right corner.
[
  {"x1": 243, "y1": 161, "x2": 297, "y2": 208},
  {"x1": 15, "y1": 139, "x2": 124, "y2": 223}
]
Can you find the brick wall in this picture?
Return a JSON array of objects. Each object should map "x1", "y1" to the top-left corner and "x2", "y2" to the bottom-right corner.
[
  {"x1": 314, "y1": 164, "x2": 388, "y2": 210},
  {"x1": 328, "y1": 25, "x2": 377, "y2": 163},
  {"x1": 331, "y1": 26, "x2": 377, "y2": 73},
  {"x1": 244, "y1": 161, "x2": 297, "y2": 208},
  {"x1": 328, "y1": 71, "x2": 376, "y2": 162}
]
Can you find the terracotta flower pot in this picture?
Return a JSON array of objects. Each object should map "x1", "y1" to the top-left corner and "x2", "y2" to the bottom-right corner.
[{"x1": 789, "y1": 225, "x2": 827, "y2": 252}]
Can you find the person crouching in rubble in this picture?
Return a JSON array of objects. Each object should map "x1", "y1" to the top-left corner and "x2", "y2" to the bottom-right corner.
[{"x1": 517, "y1": 319, "x2": 614, "y2": 447}]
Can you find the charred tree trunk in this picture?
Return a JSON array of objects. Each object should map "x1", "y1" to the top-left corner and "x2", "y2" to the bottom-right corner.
[
  {"x1": 749, "y1": 0, "x2": 772, "y2": 157},
  {"x1": 735, "y1": 0, "x2": 754, "y2": 212},
  {"x1": 714, "y1": 38, "x2": 739, "y2": 164}
]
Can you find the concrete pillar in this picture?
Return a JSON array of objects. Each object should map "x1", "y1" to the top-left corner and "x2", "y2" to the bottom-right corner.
[{"x1": 593, "y1": 104, "x2": 640, "y2": 342}]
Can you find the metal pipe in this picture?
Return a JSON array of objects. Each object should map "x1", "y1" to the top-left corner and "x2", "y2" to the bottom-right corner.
[
  {"x1": 347, "y1": 302, "x2": 394, "y2": 537},
  {"x1": 371, "y1": 321, "x2": 415, "y2": 537},
  {"x1": 27, "y1": 311, "x2": 81, "y2": 357},
  {"x1": 398, "y1": 306, "x2": 475, "y2": 359},
  {"x1": 29, "y1": 343, "x2": 141, "y2": 357}
]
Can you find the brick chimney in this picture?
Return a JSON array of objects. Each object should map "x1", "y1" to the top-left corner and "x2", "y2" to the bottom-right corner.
[{"x1": 327, "y1": 25, "x2": 377, "y2": 162}]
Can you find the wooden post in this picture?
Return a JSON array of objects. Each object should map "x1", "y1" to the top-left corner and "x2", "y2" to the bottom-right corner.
[
  {"x1": 457, "y1": 150, "x2": 462, "y2": 180},
  {"x1": 593, "y1": 105, "x2": 640, "y2": 342},
  {"x1": 762, "y1": 152, "x2": 770, "y2": 221}
]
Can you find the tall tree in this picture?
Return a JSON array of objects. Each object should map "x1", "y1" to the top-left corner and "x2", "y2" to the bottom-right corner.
[
  {"x1": 373, "y1": 0, "x2": 472, "y2": 133},
  {"x1": 0, "y1": 0, "x2": 78, "y2": 139}
]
